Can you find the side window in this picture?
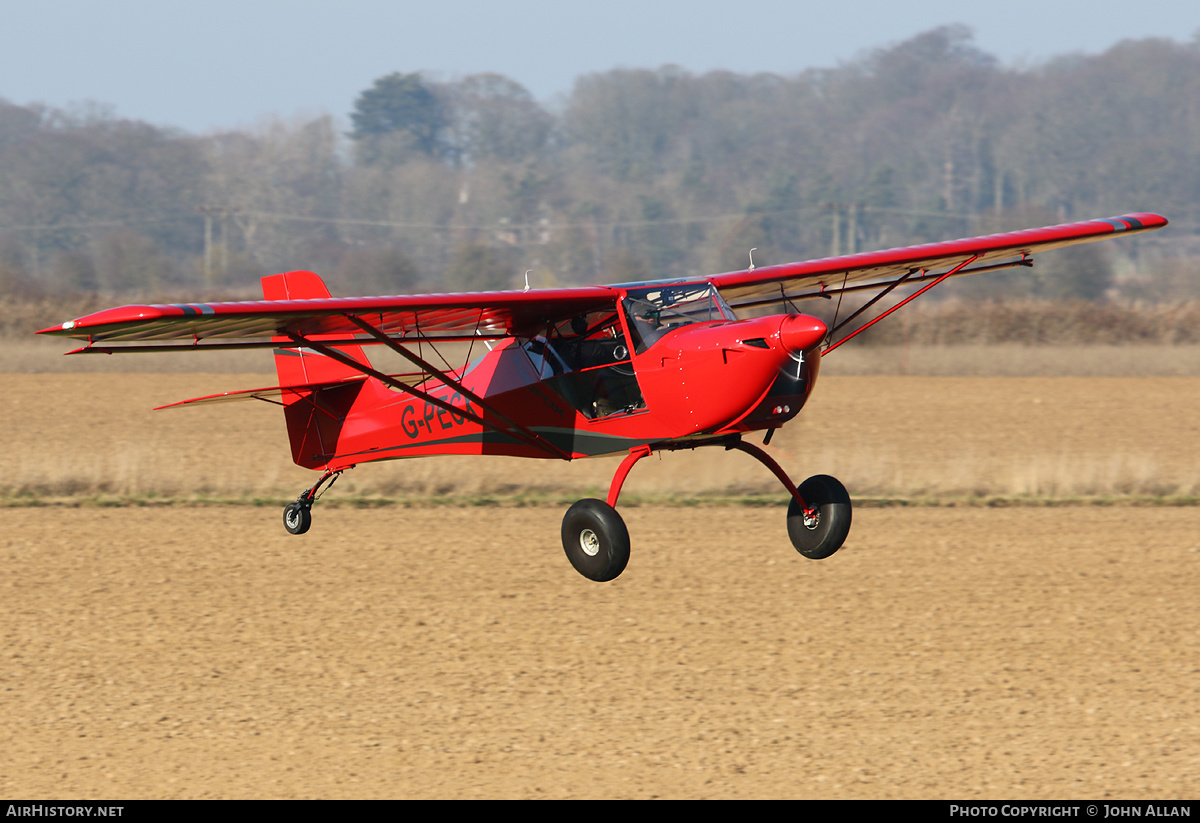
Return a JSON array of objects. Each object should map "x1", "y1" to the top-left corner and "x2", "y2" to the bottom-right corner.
[
  {"x1": 521, "y1": 337, "x2": 568, "y2": 378},
  {"x1": 543, "y1": 312, "x2": 645, "y2": 419}
]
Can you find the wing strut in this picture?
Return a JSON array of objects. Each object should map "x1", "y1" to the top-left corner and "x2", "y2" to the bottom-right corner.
[
  {"x1": 822, "y1": 255, "x2": 978, "y2": 355},
  {"x1": 289, "y1": 329, "x2": 574, "y2": 461},
  {"x1": 826, "y1": 268, "x2": 916, "y2": 347}
]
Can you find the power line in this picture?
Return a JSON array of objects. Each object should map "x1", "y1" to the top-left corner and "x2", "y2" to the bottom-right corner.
[{"x1": 0, "y1": 214, "x2": 197, "y2": 233}]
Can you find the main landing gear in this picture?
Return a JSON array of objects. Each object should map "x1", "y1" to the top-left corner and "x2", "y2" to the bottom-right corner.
[
  {"x1": 283, "y1": 469, "x2": 343, "y2": 536},
  {"x1": 561, "y1": 499, "x2": 631, "y2": 582},
  {"x1": 786, "y1": 474, "x2": 852, "y2": 559},
  {"x1": 560, "y1": 437, "x2": 852, "y2": 582}
]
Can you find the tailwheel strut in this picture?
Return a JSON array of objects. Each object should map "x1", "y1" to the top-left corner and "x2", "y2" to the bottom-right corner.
[{"x1": 283, "y1": 468, "x2": 345, "y2": 535}]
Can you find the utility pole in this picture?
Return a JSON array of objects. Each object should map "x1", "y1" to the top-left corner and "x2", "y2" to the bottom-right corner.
[
  {"x1": 198, "y1": 206, "x2": 233, "y2": 287},
  {"x1": 202, "y1": 208, "x2": 213, "y2": 285},
  {"x1": 826, "y1": 203, "x2": 841, "y2": 257},
  {"x1": 847, "y1": 203, "x2": 859, "y2": 255},
  {"x1": 825, "y1": 202, "x2": 862, "y2": 256}
]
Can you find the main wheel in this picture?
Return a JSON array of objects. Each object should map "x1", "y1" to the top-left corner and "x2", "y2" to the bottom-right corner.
[
  {"x1": 787, "y1": 475, "x2": 852, "y2": 559},
  {"x1": 561, "y1": 498, "x2": 631, "y2": 582},
  {"x1": 283, "y1": 501, "x2": 312, "y2": 535}
]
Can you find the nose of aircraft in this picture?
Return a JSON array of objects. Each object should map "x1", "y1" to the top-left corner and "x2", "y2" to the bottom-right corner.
[{"x1": 778, "y1": 314, "x2": 828, "y2": 354}]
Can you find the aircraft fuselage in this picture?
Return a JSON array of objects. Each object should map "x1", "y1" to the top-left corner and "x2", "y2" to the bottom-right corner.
[{"x1": 305, "y1": 310, "x2": 827, "y2": 471}]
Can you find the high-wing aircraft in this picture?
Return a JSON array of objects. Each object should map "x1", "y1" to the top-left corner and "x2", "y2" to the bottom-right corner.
[{"x1": 40, "y1": 213, "x2": 1167, "y2": 581}]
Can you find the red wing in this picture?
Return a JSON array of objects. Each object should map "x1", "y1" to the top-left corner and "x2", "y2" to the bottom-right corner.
[
  {"x1": 39, "y1": 285, "x2": 619, "y2": 344},
  {"x1": 39, "y1": 213, "x2": 1167, "y2": 346},
  {"x1": 703, "y1": 213, "x2": 1168, "y2": 310}
]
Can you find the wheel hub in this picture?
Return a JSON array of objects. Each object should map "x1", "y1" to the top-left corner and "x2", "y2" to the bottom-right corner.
[
  {"x1": 802, "y1": 508, "x2": 820, "y2": 530},
  {"x1": 579, "y1": 528, "x2": 600, "y2": 556}
]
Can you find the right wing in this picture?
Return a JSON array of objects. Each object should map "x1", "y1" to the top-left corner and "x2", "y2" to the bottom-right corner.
[{"x1": 701, "y1": 213, "x2": 1168, "y2": 311}]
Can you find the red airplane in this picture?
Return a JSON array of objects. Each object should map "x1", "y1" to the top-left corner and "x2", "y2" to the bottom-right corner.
[{"x1": 40, "y1": 213, "x2": 1167, "y2": 581}]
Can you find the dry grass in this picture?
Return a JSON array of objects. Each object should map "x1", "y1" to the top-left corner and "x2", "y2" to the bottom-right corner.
[
  {"x1": 3, "y1": 373, "x2": 1198, "y2": 505},
  {"x1": 824, "y1": 343, "x2": 1200, "y2": 377}
]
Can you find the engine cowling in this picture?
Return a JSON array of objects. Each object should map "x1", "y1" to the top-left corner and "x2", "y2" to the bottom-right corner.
[{"x1": 632, "y1": 313, "x2": 826, "y2": 434}]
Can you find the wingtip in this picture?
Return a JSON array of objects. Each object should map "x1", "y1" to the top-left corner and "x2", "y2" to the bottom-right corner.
[
  {"x1": 1115, "y1": 212, "x2": 1169, "y2": 230},
  {"x1": 36, "y1": 321, "x2": 78, "y2": 336},
  {"x1": 35, "y1": 304, "x2": 173, "y2": 339}
]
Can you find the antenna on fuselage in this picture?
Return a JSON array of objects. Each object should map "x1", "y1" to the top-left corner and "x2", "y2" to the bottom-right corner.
[
  {"x1": 524, "y1": 270, "x2": 532, "y2": 291},
  {"x1": 748, "y1": 248, "x2": 757, "y2": 271}
]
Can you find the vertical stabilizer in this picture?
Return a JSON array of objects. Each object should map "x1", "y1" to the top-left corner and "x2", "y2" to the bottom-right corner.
[
  {"x1": 262, "y1": 271, "x2": 370, "y2": 469},
  {"x1": 262, "y1": 270, "x2": 371, "y2": 385}
]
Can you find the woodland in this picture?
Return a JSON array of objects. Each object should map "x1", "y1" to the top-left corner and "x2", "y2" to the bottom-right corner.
[{"x1": 1, "y1": 26, "x2": 1197, "y2": 313}]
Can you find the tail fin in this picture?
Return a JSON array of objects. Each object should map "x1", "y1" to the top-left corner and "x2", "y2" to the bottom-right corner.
[
  {"x1": 262, "y1": 270, "x2": 371, "y2": 384},
  {"x1": 262, "y1": 271, "x2": 370, "y2": 470}
]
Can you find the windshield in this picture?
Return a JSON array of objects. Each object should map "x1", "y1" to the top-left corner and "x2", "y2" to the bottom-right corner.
[{"x1": 622, "y1": 283, "x2": 735, "y2": 353}]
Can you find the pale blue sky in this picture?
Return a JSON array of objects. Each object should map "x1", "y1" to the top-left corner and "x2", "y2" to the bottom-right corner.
[{"x1": 2, "y1": 0, "x2": 1197, "y2": 134}]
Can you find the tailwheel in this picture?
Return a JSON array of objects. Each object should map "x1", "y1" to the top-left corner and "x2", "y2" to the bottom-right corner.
[
  {"x1": 283, "y1": 501, "x2": 312, "y2": 535},
  {"x1": 561, "y1": 498, "x2": 631, "y2": 582},
  {"x1": 788, "y1": 474, "x2": 852, "y2": 559},
  {"x1": 282, "y1": 469, "x2": 342, "y2": 535}
]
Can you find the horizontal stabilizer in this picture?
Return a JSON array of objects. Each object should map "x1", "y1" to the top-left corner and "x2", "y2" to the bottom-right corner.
[
  {"x1": 153, "y1": 376, "x2": 369, "y2": 410},
  {"x1": 153, "y1": 369, "x2": 435, "y2": 410}
]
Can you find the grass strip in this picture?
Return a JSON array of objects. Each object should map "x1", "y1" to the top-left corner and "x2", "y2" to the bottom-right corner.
[{"x1": 4, "y1": 493, "x2": 1200, "y2": 509}]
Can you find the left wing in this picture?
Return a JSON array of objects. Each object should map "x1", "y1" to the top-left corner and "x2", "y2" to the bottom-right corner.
[{"x1": 39, "y1": 286, "x2": 619, "y2": 347}]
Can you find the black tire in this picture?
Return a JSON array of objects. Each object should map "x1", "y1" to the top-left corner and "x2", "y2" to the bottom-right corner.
[
  {"x1": 787, "y1": 475, "x2": 852, "y2": 559},
  {"x1": 283, "y1": 501, "x2": 312, "y2": 535},
  {"x1": 561, "y1": 498, "x2": 631, "y2": 582}
]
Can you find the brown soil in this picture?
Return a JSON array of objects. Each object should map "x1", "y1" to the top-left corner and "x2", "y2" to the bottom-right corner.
[
  {"x1": 4, "y1": 505, "x2": 1198, "y2": 799},
  {"x1": 2, "y1": 374, "x2": 1199, "y2": 798}
]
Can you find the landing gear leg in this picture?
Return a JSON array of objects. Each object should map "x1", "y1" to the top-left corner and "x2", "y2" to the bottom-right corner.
[
  {"x1": 283, "y1": 469, "x2": 342, "y2": 536},
  {"x1": 560, "y1": 446, "x2": 648, "y2": 582},
  {"x1": 559, "y1": 437, "x2": 852, "y2": 579},
  {"x1": 727, "y1": 438, "x2": 851, "y2": 560}
]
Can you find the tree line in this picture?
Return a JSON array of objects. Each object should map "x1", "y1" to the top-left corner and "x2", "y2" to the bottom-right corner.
[{"x1": 1, "y1": 26, "x2": 1196, "y2": 302}]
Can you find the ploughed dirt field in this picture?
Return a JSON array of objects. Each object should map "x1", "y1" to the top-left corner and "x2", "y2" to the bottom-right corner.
[{"x1": 2, "y1": 373, "x2": 1199, "y2": 798}]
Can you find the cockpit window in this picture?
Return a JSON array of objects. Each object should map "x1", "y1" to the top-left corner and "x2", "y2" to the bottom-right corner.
[{"x1": 622, "y1": 283, "x2": 735, "y2": 353}]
